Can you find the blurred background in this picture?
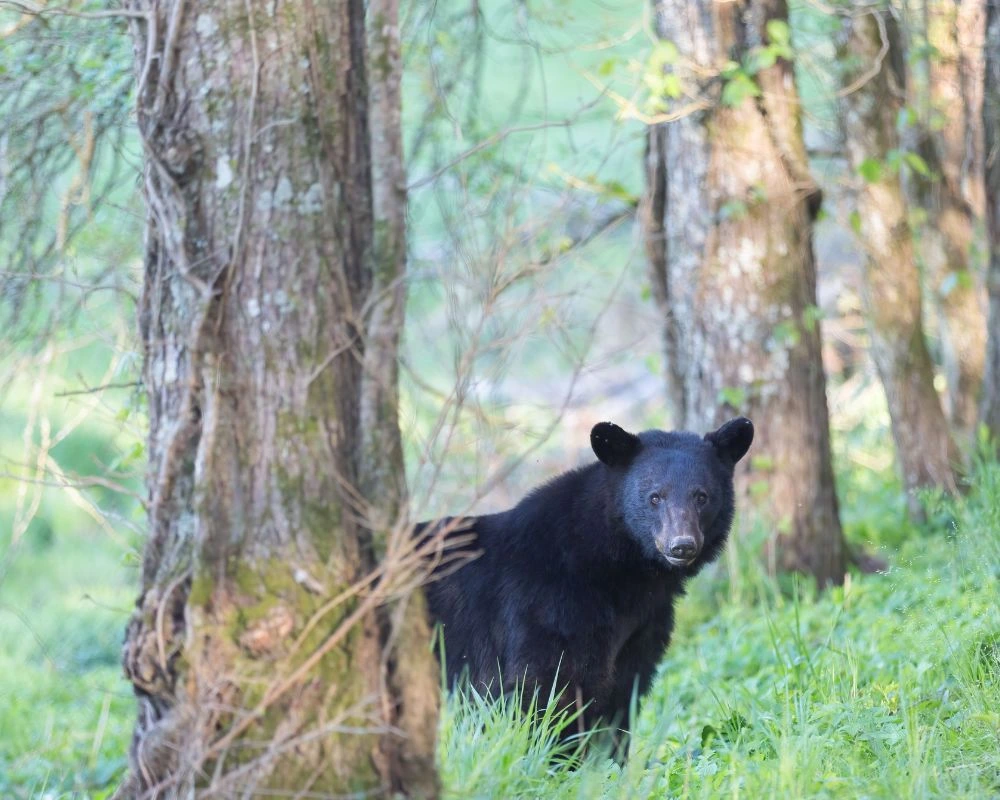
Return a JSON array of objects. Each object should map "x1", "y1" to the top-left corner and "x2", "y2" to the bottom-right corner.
[{"x1": 1, "y1": 0, "x2": 997, "y2": 796}]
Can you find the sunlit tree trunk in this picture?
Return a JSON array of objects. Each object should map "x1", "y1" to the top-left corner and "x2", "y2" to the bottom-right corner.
[
  {"x1": 644, "y1": 0, "x2": 847, "y2": 585},
  {"x1": 908, "y1": 0, "x2": 987, "y2": 434},
  {"x1": 981, "y1": 0, "x2": 1000, "y2": 444},
  {"x1": 114, "y1": 1, "x2": 439, "y2": 796},
  {"x1": 837, "y1": 4, "x2": 959, "y2": 513}
]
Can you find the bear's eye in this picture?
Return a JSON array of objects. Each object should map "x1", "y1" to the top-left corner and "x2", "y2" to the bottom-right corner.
[
  {"x1": 650, "y1": 492, "x2": 662, "y2": 506},
  {"x1": 694, "y1": 490, "x2": 709, "y2": 506}
]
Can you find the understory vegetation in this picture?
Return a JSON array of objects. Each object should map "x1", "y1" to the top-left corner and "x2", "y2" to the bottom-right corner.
[{"x1": 5, "y1": 450, "x2": 998, "y2": 798}]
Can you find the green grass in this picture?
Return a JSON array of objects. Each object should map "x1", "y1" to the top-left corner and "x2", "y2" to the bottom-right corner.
[
  {"x1": 0, "y1": 531, "x2": 136, "y2": 798},
  {"x1": 437, "y1": 456, "x2": 1000, "y2": 799}
]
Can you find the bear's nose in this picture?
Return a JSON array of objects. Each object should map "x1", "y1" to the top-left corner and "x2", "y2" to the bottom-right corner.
[{"x1": 668, "y1": 537, "x2": 698, "y2": 560}]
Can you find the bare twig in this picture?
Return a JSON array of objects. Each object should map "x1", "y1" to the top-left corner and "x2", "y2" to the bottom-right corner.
[{"x1": 408, "y1": 98, "x2": 603, "y2": 190}]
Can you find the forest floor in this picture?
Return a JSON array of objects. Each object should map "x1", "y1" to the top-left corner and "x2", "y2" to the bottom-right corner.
[{"x1": 3, "y1": 453, "x2": 998, "y2": 798}]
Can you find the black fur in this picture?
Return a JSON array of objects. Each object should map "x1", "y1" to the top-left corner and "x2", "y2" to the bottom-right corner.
[{"x1": 419, "y1": 418, "x2": 753, "y2": 746}]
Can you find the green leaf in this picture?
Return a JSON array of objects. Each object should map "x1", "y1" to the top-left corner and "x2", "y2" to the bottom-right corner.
[
  {"x1": 858, "y1": 158, "x2": 883, "y2": 183},
  {"x1": 719, "y1": 199, "x2": 749, "y2": 221},
  {"x1": 849, "y1": 210, "x2": 862, "y2": 235},
  {"x1": 721, "y1": 73, "x2": 760, "y2": 107},
  {"x1": 718, "y1": 386, "x2": 747, "y2": 408},
  {"x1": 747, "y1": 47, "x2": 778, "y2": 74},
  {"x1": 904, "y1": 152, "x2": 932, "y2": 178},
  {"x1": 701, "y1": 724, "x2": 719, "y2": 748},
  {"x1": 721, "y1": 60, "x2": 742, "y2": 79},
  {"x1": 772, "y1": 320, "x2": 800, "y2": 347},
  {"x1": 598, "y1": 179, "x2": 635, "y2": 203},
  {"x1": 802, "y1": 304, "x2": 824, "y2": 332},
  {"x1": 652, "y1": 40, "x2": 680, "y2": 68},
  {"x1": 663, "y1": 73, "x2": 682, "y2": 99},
  {"x1": 766, "y1": 18, "x2": 791, "y2": 47}
]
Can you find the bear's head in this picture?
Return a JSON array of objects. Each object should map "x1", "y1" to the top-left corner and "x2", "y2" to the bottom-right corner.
[{"x1": 590, "y1": 418, "x2": 753, "y2": 570}]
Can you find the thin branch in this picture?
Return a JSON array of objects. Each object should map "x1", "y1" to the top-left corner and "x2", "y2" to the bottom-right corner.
[
  {"x1": 0, "y1": 0, "x2": 147, "y2": 21},
  {"x1": 55, "y1": 380, "x2": 141, "y2": 397},
  {"x1": 408, "y1": 98, "x2": 603, "y2": 190}
]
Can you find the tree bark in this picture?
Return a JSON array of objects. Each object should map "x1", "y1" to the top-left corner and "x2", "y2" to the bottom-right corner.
[
  {"x1": 908, "y1": 0, "x2": 987, "y2": 434},
  {"x1": 981, "y1": 0, "x2": 1000, "y2": 445},
  {"x1": 837, "y1": 4, "x2": 959, "y2": 513},
  {"x1": 115, "y1": 1, "x2": 438, "y2": 796},
  {"x1": 958, "y1": 0, "x2": 988, "y2": 220},
  {"x1": 644, "y1": 0, "x2": 847, "y2": 585}
]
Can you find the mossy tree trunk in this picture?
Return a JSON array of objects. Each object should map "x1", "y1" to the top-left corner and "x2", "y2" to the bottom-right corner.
[
  {"x1": 837, "y1": 3, "x2": 959, "y2": 514},
  {"x1": 907, "y1": 0, "x2": 987, "y2": 435},
  {"x1": 644, "y1": 0, "x2": 848, "y2": 585},
  {"x1": 981, "y1": 0, "x2": 1000, "y2": 445},
  {"x1": 115, "y1": 1, "x2": 439, "y2": 796}
]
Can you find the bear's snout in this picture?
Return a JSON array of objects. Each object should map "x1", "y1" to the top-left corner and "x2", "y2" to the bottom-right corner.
[
  {"x1": 659, "y1": 533, "x2": 701, "y2": 566},
  {"x1": 655, "y1": 506, "x2": 704, "y2": 566},
  {"x1": 668, "y1": 537, "x2": 698, "y2": 560}
]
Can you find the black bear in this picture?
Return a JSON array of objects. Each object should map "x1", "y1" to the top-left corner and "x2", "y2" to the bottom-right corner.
[{"x1": 419, "y1": 417, "x2": 753, "y2": 748}]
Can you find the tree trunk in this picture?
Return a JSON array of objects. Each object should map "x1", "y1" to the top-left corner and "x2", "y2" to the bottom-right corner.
[
  {"x1": 644, "y1": 0, "x2": 847, "y2": 585},
  {"x1": 837, "y1": 4, "x2": 959, "y2": 513},
  {"x1": 115, "y1": 1, "x2": 439, "y2": 796},
  {"x1": 958, "y1": 0, "x2": 987, "y2": 220},
  {"x1": 982, "y1": 0, "x2": 1000, "y2": 445},
  {"x1": 908, "y1": 0, "x2": 987, "y2": 435}
]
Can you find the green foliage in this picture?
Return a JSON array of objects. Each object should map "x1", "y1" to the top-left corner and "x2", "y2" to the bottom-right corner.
[
  {"x1": 718, "y1": 199, "x2": 749, "y2": 221},
  {"x1": 849, "y1": 210, "x2": 863, "y2": 235},
  {"x1": 858, "y1": 157, "x2": 883, "y2": 183},
  {"x1": 721, "y1": 70, "x2": 761, "y2": 108},
  {"x1": 644, "y1": 69, "x2": 683, "y2": 101},
  {"x1": 765, "y1": 19, "x2": 792, "y2": 51},
  {"x1": 717, "y1": 386, "x2": 748, "y2": 408},
  {"x1": 718, "y1": 20, "x2": 794, "y2": 108},
  {"x1": 903, "y1": 152, "x2": 932, "y2": 179},
  {"x1": 771, "y1": 319, "x2": 801, "y2": 348},
  {"x1": 439, "y1": 678, "x2": 595, "y2": 797},
  {"x1": 802, "y1": 304, "x2": 824, "y2": 332},
  {"x1": 857, "y1": 150, "x2": 934, "y2": 187}
]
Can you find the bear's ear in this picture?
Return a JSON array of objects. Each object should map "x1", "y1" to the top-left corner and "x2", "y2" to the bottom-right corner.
[
  {"x1": 591, "y1": 422, "x2": 641, "y2": 467},
  {"x1": 705, "y1": 417, "x2": 754, "y2": 466}
]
